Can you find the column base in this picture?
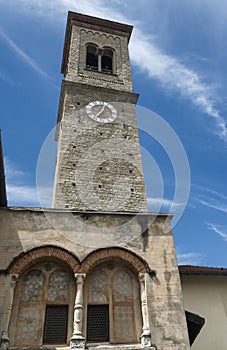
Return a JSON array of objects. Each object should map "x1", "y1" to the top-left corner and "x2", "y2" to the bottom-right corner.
[
  {"x1": 70, "y1": 335, "x2": 85, "y2": 350},
  {"x1": 141, "y1": 331, "x2": 156, "y2": 349},
  {"x1": 0, "y1": 332, "x2": 10, "y2": 350}
]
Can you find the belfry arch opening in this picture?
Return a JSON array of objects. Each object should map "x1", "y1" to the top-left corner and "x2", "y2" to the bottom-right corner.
[
  {"x1": 85, "y1": 44, "x2": 115, "y2": 74},
  {"x1": 86, "y1": 44, "x2": 98, "y2": 71},
  {"x1": 101, "y1": 48, "x2": 114, "y2": 74}
]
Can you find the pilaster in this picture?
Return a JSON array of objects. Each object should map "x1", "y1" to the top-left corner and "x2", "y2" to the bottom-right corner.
[{"x1": 0, "y1": 274, "x2": 18, "y2": 350}]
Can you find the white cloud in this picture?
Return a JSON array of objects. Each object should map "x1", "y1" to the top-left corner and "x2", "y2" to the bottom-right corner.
[
  {"x1": 177, "y1": 252, "x2": 204, "y2": 265},
  {"x1": 207, "y1": 223, "x2": 227, "y2": 241},
  {"x1": 147, "y1": 197, "x2": 183, "y2": 212},
  {"x1": 6, "y1": 183, "x2": 39, "y2": 206},
  {"x1": 0, "y1": 29, "x2": 58, "y2": 88},
  {"x1": 6, "y1": 183, "x2": 52, "y2": 207},
  {"x1": 5, "y1": 158, "x2": 52, "y2": 207},
  {"x1": 4, "y1": 157, "x2": 27, "y2": 181},
  {"x1": 130, "y1": 29, "x2": 227, "y2": 140}
]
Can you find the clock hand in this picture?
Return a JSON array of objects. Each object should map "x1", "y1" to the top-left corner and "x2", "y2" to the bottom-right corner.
[{"x1": 95, "y1": 104, "x2": 105, "y2": 118}]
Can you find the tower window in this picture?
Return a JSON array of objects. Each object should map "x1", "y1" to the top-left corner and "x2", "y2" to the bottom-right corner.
[
  {"x1": 101, "y1": 49, "x2": 113, "y2": 74},
  {"x1": 85, "y1": 44, "x2": 115, "y2": 74},
  {"x1": 86, "y1": 44, "x2": 98, "y2": 71}
]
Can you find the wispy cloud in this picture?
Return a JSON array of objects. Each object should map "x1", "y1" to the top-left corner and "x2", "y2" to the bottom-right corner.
[
  {"x1": 193, "y1": 184, "x2": 227, "y2": 201},
  {"x1": 147, "y1": 197, "x2": 183, "y2": 212},
  {"x1": 196, "y1": 197, "x2": 227, "y2": 214},
  {"x1": 0, "y1": 28, "x2": 58, "y2": 88},
  {"x1": 207, "y1": 223, "x2": 227, "y2": 241},
  {"x1": 130, "y1": 29, "x2": 227, "y2": 140},
  {"x1": 0, "y1": 70, "x2": 15, "y2": 86},
  {"x1": 194, "y1": 185, "x2": 227, "y2": 214},
  {"x1": 177, "y1": 252, "x2": 204, "y2": 265}
]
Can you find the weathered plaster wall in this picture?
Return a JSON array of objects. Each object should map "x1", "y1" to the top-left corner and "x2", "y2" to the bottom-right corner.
[{"x1": 181, "y1": 275, "x2": 227, "y2": 350}]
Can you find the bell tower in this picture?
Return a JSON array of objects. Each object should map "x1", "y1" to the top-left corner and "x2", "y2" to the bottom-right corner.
[
  {"x1": 0, "y1": 11, "x2": 191, "y2": 350},
  {"x1": 52, "y1": 12, "x2": 148, "y2": 212}
]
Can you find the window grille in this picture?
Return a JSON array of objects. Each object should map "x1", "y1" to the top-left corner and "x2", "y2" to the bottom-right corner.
[
  {"x1": 87, "y1": 305, "x2": 109, "y2": 342},
  {"x1": 43, "y1": 305, "x2": 68, "y2": 344}
]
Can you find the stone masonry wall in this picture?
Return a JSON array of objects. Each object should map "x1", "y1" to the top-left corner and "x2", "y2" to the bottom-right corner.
[{"x1": 52, "y1": 82, "x2": 148, "y2": 212}]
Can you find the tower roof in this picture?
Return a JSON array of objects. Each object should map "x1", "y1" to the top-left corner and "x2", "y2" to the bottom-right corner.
[{"x1": 61, "y1": 11, "x2": 133, "y2": 75}]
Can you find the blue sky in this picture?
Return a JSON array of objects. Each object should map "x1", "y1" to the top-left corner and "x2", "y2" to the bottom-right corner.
[{"x1": 1, "y1": 0, "x2": 227, "y2": 267}]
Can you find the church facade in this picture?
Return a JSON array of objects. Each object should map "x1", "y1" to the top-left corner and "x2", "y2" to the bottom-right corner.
[{"x1": 0, "y1": 12, "x2": 190, "y2": 350}]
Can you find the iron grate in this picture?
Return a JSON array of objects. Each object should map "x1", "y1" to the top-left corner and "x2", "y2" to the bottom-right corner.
[
  {"x1": 87, "y1": 305, "x2": 109, "y2": 342},
  {"x1": 43, "y1": 305, "x2": 68, "y2": 344}
]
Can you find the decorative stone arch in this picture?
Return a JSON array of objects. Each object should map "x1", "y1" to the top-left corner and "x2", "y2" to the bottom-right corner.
[
  {"x1": 7, "y1": 245, "x2": 80, "y2": 275},
  {"x1": 80, "y1": 247, "x2": 152, "y2": 274}
]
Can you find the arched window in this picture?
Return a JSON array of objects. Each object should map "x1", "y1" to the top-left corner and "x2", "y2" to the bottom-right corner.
[
  {"x1": 101, "y1": 48, "x2": 113, "y2": 74},
  {"x1": 85, "y1": 44, "x2": 115, "y2": 74},
  {"x1": 85, "y1": 261, "x2": 142, "y2": 344},
  {"x1": 86, "y1": 44, "x2": 98, "y2": 71},
  {"x1": 9, "y1": 262, "x2": 75, "y2": 348}
]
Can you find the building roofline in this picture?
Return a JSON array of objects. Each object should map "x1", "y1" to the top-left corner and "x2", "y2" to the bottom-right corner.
[
  {"x1": 0, "y1": 206, "x2": 173, "y2": 218},
  {"x1": 179, "y1": 265, "x2": 227, "y2": 276},
  {"x1": 61, "y1": 11, "x2": 133, "y2": 75}
]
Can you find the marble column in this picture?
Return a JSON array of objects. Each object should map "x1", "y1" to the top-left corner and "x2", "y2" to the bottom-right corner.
[
  {"x1": 70, "y1": 273, "x2": 86, "y2": 350},
  {"x1": 139, "y1": 273, "x2": 156, "y2": 349},
  {"x1": 0, "y1": 274, "x2": 18, "y2": 350}
]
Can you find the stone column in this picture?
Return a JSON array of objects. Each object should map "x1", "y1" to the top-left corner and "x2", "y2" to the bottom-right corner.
[
  {"x1": 98, "y1": 49, "x2": 102, "y2": 72},
  {"x1": 139, "y1": 273, "x2": 156, "y2": 349},
  {"x1": 0, "y1": 274, "x2": 18, "y2": 350},
  {"x1": 70, "y1": 273, "x2": 86, "y2": 350}
]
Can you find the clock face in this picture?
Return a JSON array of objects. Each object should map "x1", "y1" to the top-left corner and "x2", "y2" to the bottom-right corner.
[{"x1": 85, "y1": 101, "x2": 117, "y2": 123}]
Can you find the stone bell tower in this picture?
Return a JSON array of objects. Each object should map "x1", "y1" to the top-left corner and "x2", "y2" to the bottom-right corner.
[{"x1": 52, "y1": 11, "x2": 148, "y2": 212}]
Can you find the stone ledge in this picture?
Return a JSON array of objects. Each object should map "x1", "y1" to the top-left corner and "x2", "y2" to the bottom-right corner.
[
  {"x1": 87, "y1": 344, "x2": 143, "y2": 350},
  {"x1": 9, "y1": 347, "x2": 69, "y2": 350}
]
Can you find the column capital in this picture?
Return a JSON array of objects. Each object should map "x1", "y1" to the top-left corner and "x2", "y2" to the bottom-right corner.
[
  {"x1": 9, "y1": 274, "x2": 19, "y2": 285},
  {"x1": 139, "y1": 272, "x2": 146, "y2": 283},
  {"x1": 74, "y1": 273, "x2": 86, "y2": 282}
]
